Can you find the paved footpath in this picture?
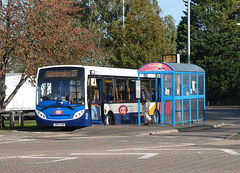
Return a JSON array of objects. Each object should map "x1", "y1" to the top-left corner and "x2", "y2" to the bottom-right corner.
[{"x1": 1, "y1": 106, "x2": 237, "y2": 139}]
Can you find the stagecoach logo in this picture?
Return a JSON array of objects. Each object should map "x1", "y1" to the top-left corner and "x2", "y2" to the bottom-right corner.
[
  {"x1": 54, "y1": 110, "x2": 63, "y2": 115},
  {"x1": 119, "y1": 105, "x2": 128, "y2": 115}
]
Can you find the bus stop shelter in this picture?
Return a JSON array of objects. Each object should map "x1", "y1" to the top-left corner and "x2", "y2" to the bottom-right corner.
[{"x1": 137, "y1": 62, "x2": 206, "y2": 127}]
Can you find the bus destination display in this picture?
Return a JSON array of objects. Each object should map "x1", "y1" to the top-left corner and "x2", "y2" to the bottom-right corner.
[{"x1": 45, "y1": 69, "x2": 78, "y2": 78}]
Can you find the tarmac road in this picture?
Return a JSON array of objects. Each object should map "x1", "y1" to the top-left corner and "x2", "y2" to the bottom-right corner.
[{"x1": 0, "y1": 106, "x2": 240, "y2": 173}]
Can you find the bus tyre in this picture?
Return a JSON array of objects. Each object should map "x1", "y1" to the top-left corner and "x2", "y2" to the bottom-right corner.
[{"x1": 106, "y1": 113, "x2": 114, "y2": 125}]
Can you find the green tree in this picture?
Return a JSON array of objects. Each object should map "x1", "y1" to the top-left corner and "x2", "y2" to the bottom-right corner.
[
  {"x1": 163, "y1": 15, "x2": 177, "y2": 53},
  {"x1": 177, "y1": 0, "x2": 240, "y2": 104},
  {"x1": 109, "y1": 0, "x2": 172, "y2": 69},
  {"x1": 78, "y1": 0, "x2": 126, "y2": 66},
  {"x1": 0, "y1": 0, "x2": 98, "y2": 109},
  {"x1": 198, "y1": 56, "x2": 240, "y2": 105},
  {"x1": 79, "y1": 0, "x2": 176, "y2": 67}
]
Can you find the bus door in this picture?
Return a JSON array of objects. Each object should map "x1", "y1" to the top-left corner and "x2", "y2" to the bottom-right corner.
[{"x1": 88, "y1": 77, "x2": 102, "y2": 124}]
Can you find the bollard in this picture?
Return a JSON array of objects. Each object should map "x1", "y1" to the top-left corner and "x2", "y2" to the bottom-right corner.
[
  {"x1": 1, "y1": 115, "x2": 5, "y2": 128},
  {"x1": 19, "y1": 111, "x2": 24, "y2": 128},
  {"x1": 9, "y1": 111, "x2": 15, "y2": 130}
]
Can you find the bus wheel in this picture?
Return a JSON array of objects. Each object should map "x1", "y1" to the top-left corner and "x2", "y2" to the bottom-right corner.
[{"x1": 106, "y1": 113, "x2": 114, "y2": 125}]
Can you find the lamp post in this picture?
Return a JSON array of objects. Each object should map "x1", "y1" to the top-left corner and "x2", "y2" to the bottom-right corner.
[
  {"x1": 123, "y1": 0, "x2": 125, "y2": 28},
  {"x1": 187, "y1": 0, "x2": 190, "y2": 64}
]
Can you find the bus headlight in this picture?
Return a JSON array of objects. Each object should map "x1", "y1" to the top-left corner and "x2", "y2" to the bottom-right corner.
[
  {"x1": 73, "y1": 110, "x2": 85, "y2": 119},
  {"x1": 36, "y1": 110, "x2": 47, "y2": 119}
]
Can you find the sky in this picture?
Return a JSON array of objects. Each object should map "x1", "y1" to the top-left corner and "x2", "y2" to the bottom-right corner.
[{"x1": 158, "y1": 0, "x2": 186, "y2": 26}]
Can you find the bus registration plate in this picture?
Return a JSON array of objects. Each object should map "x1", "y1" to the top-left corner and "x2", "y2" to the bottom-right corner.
[{"x1": 53, "y1": 123, "x2": 65, "y2": 127}]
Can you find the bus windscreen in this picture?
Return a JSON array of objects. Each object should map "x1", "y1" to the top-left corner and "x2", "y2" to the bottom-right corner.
[{"x1": 38, "y1": 67, "x2": 85, "y2": 106}]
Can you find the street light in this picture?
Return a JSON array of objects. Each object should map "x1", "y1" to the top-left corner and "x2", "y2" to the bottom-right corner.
[
  {"x1": 123, "y1": 0, "x2": 125, "y2": 28},
  {"x1": 187, "y1": 0, "x2": 190, "y2": 64}
]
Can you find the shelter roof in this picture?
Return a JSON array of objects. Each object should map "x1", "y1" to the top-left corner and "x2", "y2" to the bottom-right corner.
[
  {"x1": 139, "y1": 62, "x2": 205, "y2": 73},
  {"x1": 164, "y1": 62, "x2": 205, "y2": 72}
]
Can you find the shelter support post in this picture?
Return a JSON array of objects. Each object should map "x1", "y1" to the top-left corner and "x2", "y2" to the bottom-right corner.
[
  {"x1": 137, "y1": 75, "x2": 141, "y2": 126},
  {"x1": 196, "y1": 75, "x2": 199, "y2": 124},
  {"x1": 189, "y1": 74, "x2": 192, "y2": 125},
  {"x1": 161, "y1": 75, "x2": 164, "y2": 126},
  {"x1": 204, "y1": 74, "x2": 206, "y2": 124},
  {"x1": 181, "y1": 74, "x2": 184, "y2": 126},
  {"x1": 155, "y1": 75, "x2": 158, "y2": 124}
]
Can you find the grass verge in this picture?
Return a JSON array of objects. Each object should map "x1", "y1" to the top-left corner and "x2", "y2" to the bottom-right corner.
[{"x1": 0, "y1": 120, "x2": 37, "y2": 131}]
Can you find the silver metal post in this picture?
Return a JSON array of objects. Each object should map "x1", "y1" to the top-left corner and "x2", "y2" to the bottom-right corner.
[
  {"x1": 188, "y1": 0, "x2": 190, "y2": 64},
  {"x1": 123, "y1": 0, "x2": 125, "y2": 28}
]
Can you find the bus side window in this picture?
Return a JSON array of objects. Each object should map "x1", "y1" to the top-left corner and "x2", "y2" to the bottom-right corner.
[
  {"x1": 116, "y1": 78, "x2": 127, "y2": 103},
  {"x1": 104, "y1": 78, "x2": 114, "y2": 103},
  {"x1": 129, "y1": 79, "x2": 137, "y2": 103}
]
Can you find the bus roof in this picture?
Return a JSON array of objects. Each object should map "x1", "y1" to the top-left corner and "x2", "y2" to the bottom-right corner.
[{"x1": 38, "y1": 65, "x2": 154, "y2": 78}]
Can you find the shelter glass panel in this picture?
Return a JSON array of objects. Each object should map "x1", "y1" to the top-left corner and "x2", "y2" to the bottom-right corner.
[
  {"x1": 141, "y1": 79, "x2": 151, "y2": 101},
  {"x1": 175, "y1": 100, "x2": 182, "y2": 122},
  {"x1": 191, "y1": 74, "x2": 197, "y2": 95},
  {"x1": 199, "y1": 98, "x2": 204, "y2": 119},
  {"x1": 163, "y1": 74, "x2": 172, "y2": 96},
  {"x1": 183, "y1": 74, "x2": 189, "y2": 96},
  {"x1": 164, "y1": 100, "x2": 173, "y2": 123},
  {"x1": 151, "y1": 78, "x2": 161, "y2": 102},
  {"x1": 151, "y1": 79, "x2": 156, "y2": 101},
  {"x1": 183, "y1": 99, "x2": 189, "y2": 121},
  {"x1": 198, "y1": 74, "x2": 204, "y2": 95},
  {"x1": 175, "y1": 74, "x2": 181, "y2": 96},
  {"x1": 191, "y1": 99, "x2": 197, "y2": 120}
]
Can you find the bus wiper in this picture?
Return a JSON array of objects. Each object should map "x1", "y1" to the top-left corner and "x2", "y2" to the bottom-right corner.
[
  {"x1": 40, "y1": 106, "x2": 55, "y2": 111},
  {"x1": 56, "y1": 101, "x2": 75, "y2": 110},
  {"x1": 66, "y1": 105, "x2": 75, "y2": 110}
]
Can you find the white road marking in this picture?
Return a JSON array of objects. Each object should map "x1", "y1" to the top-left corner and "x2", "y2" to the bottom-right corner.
[
  {"x1": 70, "y1": 153, "x2": 158, "y2": 159},
  {"x1": 110, "y1": 146, "x2": 240, "y2": 156},
  {"x1": 0, "y1": 139, "x2": 35, "y2": 144},
  {"x1": 186, "y1": 137, "x2": 199, "y2": 140},
  {"x1": 208, "y1": 138, "x2": 223, "y2": 141},
  {"x1": 0, "y1": 155, "x2": 78, "y2": 164},
  {"x1": 147, "y1": 148, "x2": 240, "y2": 156},
  {"x1": 108, "y1": 144, "x2": 196, "y2": 152},
  {"x1": 221, "y1": 149, "x2": 240, "y2": 156},
  {"x1": 163, "y1": 136, "x2": 176, "y2": 138}
]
